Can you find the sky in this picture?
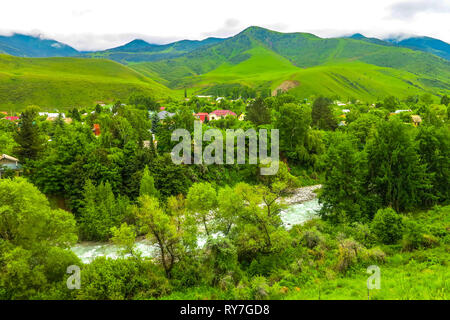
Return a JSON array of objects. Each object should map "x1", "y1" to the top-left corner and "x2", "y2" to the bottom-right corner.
[{"x1": 0, "y1": 0, "x2": 449, "y2": 51}]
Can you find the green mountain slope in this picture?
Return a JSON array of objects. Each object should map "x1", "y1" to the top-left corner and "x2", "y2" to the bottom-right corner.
[
  {"x1": 0, "y1": 34, "x2": 78, "y2": 57},
  {"x1": 130, "y1": 26, "x2": 450, "y2": 100},
  {"x1": 83, "y1": 37, "x2": 225, "y2": 64},
  {"x1": 0, "y1": 54, "x2": 173, "y2": 110},
  {"x1": 385, "y1": 36, "x2": 450, "y2": 61}
]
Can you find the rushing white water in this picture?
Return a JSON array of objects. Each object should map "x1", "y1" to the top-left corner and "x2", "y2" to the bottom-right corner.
[
  {"x1": 280, "y1": 198, "x2": 321, "y2": 229},
  {"x1": 71, "y1": 197, "x2": 322, "y2": 264}
]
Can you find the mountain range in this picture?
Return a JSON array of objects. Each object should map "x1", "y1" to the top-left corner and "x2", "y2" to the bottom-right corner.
[
  {"x1": 1, "y1": 30, "x2": 448, "y2": 62},
  {"x1": 0, "y1": 27, "x2": 449, "y2": 109}
]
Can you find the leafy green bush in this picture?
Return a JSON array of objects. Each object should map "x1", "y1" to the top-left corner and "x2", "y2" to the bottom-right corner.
[
  {"x1": 302, "y1": 227, "x2": 325, "y2": 249},
  {"x1": 371, "y1": 208, "x2": 404, "y2": 244},
  {"x1": 401, "y1": 220, "x2": 439, "y2": 251},
  {"x1": 336, "y1": 239, "x2": 363, "y2": 273},
  {"x1": 360, "y1": 247, "x2": 386, "y2": 264},
  {"x1": 75, "y1": 257, "x2": 170, "y2": 300}
]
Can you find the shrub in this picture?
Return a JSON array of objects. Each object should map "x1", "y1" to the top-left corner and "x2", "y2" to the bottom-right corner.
[
  {"x1": 249, "y1": 276, "x2": 269, "y2": 300},
  {"x1": 75, "y1": 257, "x2": 170, "y2": 300},
  {"x1": 248, "y1": 276, "x2": 284, "y2": 300},
  {"x1": 401, "y1": 220, "x2": 437, "y2": 251},
  {"x1": 351, "y1": 222, "x2": 376, "y2": 246},
  {"x1": 170, "y1": 255, "x2": 207, "y2": 289},
  {"x1": 361, "y1": 247, "x2": 386, "y2": 264},
  {"x1": 303, "y1": 227, "x2": 325, "y2": 249},
  {"x1": 336, "y1": 239, "x2": 363, "y2": 273},
  {"x1": 422, "y1": 234, "x2": 439, "y2": 248},
  {"x1": 371, "y1": 208, "x2": 404, "y2": 244},
  {"x1": 204, "y1": 238, "x2": 241, "y2": 286}
]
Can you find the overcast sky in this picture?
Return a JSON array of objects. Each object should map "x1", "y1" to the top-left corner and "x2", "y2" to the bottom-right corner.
[{"x1": 0, "y1": 0, "x2": 449, "y2": 51}]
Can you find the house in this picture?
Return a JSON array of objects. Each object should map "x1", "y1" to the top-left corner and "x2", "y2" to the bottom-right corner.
[
  {"x1": 394, "y1": 109, "x2": 412, "y2": 114},
  {"x1": 195, "y1": 113, "x2": 209, "y2": 122},
  {"x1": 196, "y1": 95, "x2": 213, "y2": 99},
  {"x1": 411, "y1": 115, "x2": 422, "y2": 127},
  {"x1": 39, "y1": 112, "x2": 66, "y2": 121},
  {"x1": 209, "y1": 110, "x2": 237, "y2": 121},
  {"x1": 143, "y1": 134, "x2": 158, "y2": 149},
  {"x1": 0, "y1": 154, "x2": 22, "y2": 178},
  {"x1": 93, "y1": 124, "x2": 101, "y2": 136},
  {"x1": 4, "y1": 116, "x2": 19, "y2": 122},
  {"x1": 335, "y1": 101, "x2": 347, "y2": 107},
  {"x1": 95, "y1": 101, "x2": 106, "y2": 107},
  {"x1": 157, "y1": 111, "x2": 175, "y2": 120}
]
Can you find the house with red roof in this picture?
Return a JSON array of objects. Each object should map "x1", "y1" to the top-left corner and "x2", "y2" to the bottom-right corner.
[
  {"x1": 209, "y1": 110, "x2": 236, "y2": 121},
  {"x1": 195, "y1": 112, "x2": 210, "y2": 122},
  {"x1": 4, "y1": 116, "x2": 20, "y2": 122},
  {"x1": 93, "y1": 124, "x2": 101, "y2": 136}
]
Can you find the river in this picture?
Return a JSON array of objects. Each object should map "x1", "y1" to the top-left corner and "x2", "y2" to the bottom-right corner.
[{"x1": 71, "y1": 186, "x2": 322, "y2": 263}]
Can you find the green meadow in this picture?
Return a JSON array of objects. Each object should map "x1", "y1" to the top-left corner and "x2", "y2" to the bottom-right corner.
[{"x1": 0, "y1": 54, "x2": 175, "y2": 111}]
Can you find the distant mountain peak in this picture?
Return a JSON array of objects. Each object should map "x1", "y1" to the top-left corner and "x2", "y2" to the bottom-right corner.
[
  {"x1": 0, "y1": 33, "x2": 78, "y2": 57},
  {"x1": 349, "y1": 33, "x2": 366, "y2": 39},
  {"x1": 384, "y1": 35, "x2": 450, "y2": 60},
  {"x1": 107, "y1": 38, "x2": 158, "y2": 52},
  {"x1": 241, "y1": 25, "x2": 267, "y2": 32},
  {"x1": 127, "y1": 39, "x2": 151, "y2": 45}
]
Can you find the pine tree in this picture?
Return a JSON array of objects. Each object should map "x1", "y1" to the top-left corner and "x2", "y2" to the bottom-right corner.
[
  {"x1": 440, "y1": 94, "x2": 449, "y2": 106},
  {"x1": 311, "y1": 96, "x2": 337, "y2": 130},
  {"x1": 246, "y1": 97, "x2": 271, "y2": 125},
  {"x1": 80, "y1": 180, "x2": 124, "y2": 241},
  {"x1": 13, "y1": 106, "x2": 45, "y2": 161},
  {"x1": 365, "y1": 119, "x2": 432, "y2": 212},
  {"x1": 319, "y1": 132, "x2": 371, "y2": 223},
  {"x1": 151, "y1": 113, "x2": 160, "y2": 134},
  {"x1": 140, "y1": 166, "x2": 159, "y2": 198},
  {"x1": 71, "y1": 108, "x2": 81, "y2": 122}
]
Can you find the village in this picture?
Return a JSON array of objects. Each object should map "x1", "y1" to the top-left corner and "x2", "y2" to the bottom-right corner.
[{"x1": 0, "y1": 94, "x2": 426, "y2": 182}]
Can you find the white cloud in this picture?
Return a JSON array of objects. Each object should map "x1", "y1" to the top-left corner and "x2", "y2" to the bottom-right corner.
[
  {"x1": 202, "y1": 19, "x2": 242, "y2": 38},
  {"x1": 387, "y1": 0, "x2": 450, "y2": 20},
  {"x1": 0, "y1": 0, "x2": 448, "y2": 50}
]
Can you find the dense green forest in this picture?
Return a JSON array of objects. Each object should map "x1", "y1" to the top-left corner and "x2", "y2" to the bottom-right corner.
[{"x1": 0, "y1": 91, "x2": 448, "y2": 299}]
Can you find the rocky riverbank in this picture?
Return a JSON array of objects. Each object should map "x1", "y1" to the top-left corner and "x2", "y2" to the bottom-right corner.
[{"x1": 283, "y1": 184, "x2": 322, "y2": 205}]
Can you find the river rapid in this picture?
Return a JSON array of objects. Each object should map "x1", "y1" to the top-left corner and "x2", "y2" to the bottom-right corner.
[{"x1": 71, "y1": 185, "x2": 322, "y2": 263}]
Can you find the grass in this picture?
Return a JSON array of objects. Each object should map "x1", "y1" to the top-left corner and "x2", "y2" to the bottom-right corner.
[
  {"x1": 0, "y1": 54, "x2": 175, "y2": 111},
  {"x1": 284, "y1": 248, "x2": 449, "y2": 300},
  {"x1": 157, "y1": 205, "x2": 449, "y2": 300},
  {"x1": 129, "y1": 27, "x2": 450, "y2": 100},
  {"x1": 143, "y1": 45, "x2": 445, "y2": 102}
]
